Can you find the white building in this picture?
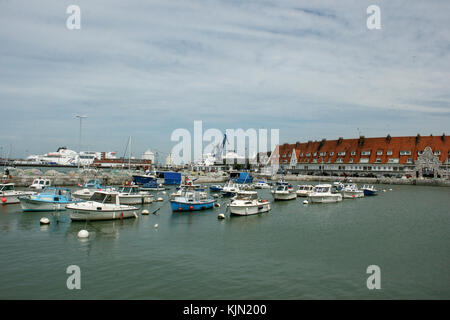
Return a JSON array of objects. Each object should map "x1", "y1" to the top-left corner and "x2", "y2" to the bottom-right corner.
[{"x1": 141, "y1": 149, "x2": 155, "y2": 163}]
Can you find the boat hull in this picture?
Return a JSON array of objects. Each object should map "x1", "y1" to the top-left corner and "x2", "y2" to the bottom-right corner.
[
  {"x1": 308, "y1": 194, "x2": 342, "y2": 203},
  {"x1": 118, "y1": 195, "x2": 153, "y2": 205},
  {"x1": 342, "y1": 191, "x2": 364, "y2": 199},
  {"x1": 363, "y1": 189, "x2": 377, "y2": 196},
  {"x1": 229, "y1": 203, "x2": 271, "y2": 216},
  {"x1": 68, "y1": 208, "x2": 137, "y2": 221},
  {"x1": 170, "y1": 200, "x2": 215, "y2": 211},
  {"x1": 273, "y1": 192, "x2": 297, "y2": 201},
  {"x1": 296, "y1": 191, "x2": 311, "y2": 197},
  {"x1": 0, "y1": 191, "x2": 35, "y2": 205},
  {"x1": 19, "y1": 198, "x2": 69, "y2": 211}
]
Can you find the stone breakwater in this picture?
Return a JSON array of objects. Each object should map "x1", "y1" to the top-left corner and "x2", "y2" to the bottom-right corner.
[{"x1": 261, "y1": 174, "x2": 450, "y2": 187}]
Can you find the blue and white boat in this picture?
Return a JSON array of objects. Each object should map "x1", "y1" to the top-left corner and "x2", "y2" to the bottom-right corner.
[
  {"x1": 132, "y1": 172, "x2": 157, "y2": 185},
  {"x1": 19, "y1": 187, "x2": 81, "y2": 211},
  {"x1": 361, "y1": 185, "x2": 378, "y2": 196},
  {"x1": 170, "y1": 190, "x2": 216, "y2": 211},
  {"x1": 209, "y1": 184, "x2": 223, "y2": 192},
  {"x1": 140, "y1": 179, "x2": 165, "y2": 191}
]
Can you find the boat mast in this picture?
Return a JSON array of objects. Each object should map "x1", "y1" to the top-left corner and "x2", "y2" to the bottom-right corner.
[{"x1": 128, "y1": 136, "x2": 131, "y2": 170}]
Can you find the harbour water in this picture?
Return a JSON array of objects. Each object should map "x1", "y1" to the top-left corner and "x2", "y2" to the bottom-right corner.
[{"x1": 0, "y1": 183, "x2": 449, "y2": 299}]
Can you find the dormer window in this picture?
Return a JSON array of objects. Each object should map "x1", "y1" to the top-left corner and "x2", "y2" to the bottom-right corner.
[{"x1": 400, "y1": 150, "x2": 411, "y2": 156}]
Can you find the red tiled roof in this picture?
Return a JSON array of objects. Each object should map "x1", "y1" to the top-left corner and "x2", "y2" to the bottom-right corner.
[{"x1": 276, "y1": 135, "x2": 449, "y2": 165}]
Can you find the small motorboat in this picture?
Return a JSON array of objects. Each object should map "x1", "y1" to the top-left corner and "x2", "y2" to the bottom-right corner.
[
  {"x1": 271, "y1": 182, "x2": 297, "y2": 201},
  {"x1": 19, "y1": 187, "x2": 81, "y2": 211},
  {"x1": 170, "y1": 190, "x2": 216, "y2": 211},
  {"x1": 72, "y1": 179, "x2": 109, "y2": 200},
  {"x1": 66, "y1": 190, "x2": 138, "y2": 221},
  {"x1": 209, "y1": 184, "x2": 223, "y2": 192},
  {"x1": 140, "y1": 180, "x2": 165, "y2": 191},
  {"x1": 29, "y1": 178, "x2": 52, "y2": 191},
  {"x1": 342, "y1": 184, "x2": 364, "y2": 199},
  {"x1": 361, "y1": 185, "x2": 378, "y2": 196},
  {"x1": 296, "y1": 185, "x2": 314, "y2": 197},
  {"x1": 116, "y1": 185, "x2": 154, "y2": 205},
  {"x1": 332, "y1": 182, "x2": 345, "y2": 192},
  {"x1": 221, "y1": 181, "x2": 240, "y2": 197},
  {"x1": 229, "y1": 191, "x2": 271, "y2": 216},
  {"x1": 253, "y1": 180, "x2": 271, "y2": 189},
  {"x1": 308, "y1": 184, "x2": 342, "y2": 203},
  {"x1": 0, "y1": 183, "x2": 36, "y2": 205}
]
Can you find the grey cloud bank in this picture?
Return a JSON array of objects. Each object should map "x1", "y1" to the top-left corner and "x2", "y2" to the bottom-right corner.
[{"x1": 0, "y1": 0, "x2": 449, "y2": 158}]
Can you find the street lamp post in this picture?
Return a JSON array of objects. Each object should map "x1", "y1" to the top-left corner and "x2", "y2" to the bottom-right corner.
[{"x1": 75, "y1": 115, "x2": 87, "y2": 169}]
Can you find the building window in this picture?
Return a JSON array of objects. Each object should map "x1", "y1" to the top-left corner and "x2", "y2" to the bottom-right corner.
[
  {"x1": 336, "y1": 158, "x2": 344, "y2": 163},
  {"x1": 400, "y1": 150, "x2": 411, "y2": 156},
  {"x1": 338, "y1": 151, "x2": 346, "y2": 156},
  {"x1": 360, "y1": 158, "x2": 369, "y2": 163},
  {"x1": 300, "y1": 153, "x2": 303, "y2": 157},
  {"x1": 361, "y1": 151, "x2": 371, "y2": 156},
  {"x1": 306, "y1": 153, "x2": 311, "y2": 157},
  {"x1": 349, "y1": 158, "x2": 353, "y2": 163},
  {"x1": 388, "y1": 158, "x2": 399, "y2": 163},
  {"x1": 313, "y1": 152, "x2": 317, "y2": 156},
  {"x1": 350, "y1": 151, "x2": 356, "y2": 156},
  {"x1": 375, "y1": 158, "x2": 382, "y2": 163},
  {"x1": 387, "y1": 150, "x2": 393, "y2": 155},
  {"x1": 377, "y1": 150, "x2": 383, "y2": 155},
  {"x1": 329, "y1": 152, "x2": 334, "y2": 156},
  {"x1": 407, "y1": 158, "x2": 413, "y2": 164},
  {"x1": 434, "y1": 150, "x2": 441, "y2": 155},
  {"x1": 418, "y1": 151, "x2": 424, "y2": 155},
  {"x1": 319, "y1": 152, "x2": 326, "y2": 156}
]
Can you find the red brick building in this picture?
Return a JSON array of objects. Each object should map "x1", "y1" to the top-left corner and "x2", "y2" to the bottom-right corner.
[{"x1": 267, "y1": 134, "x2": 450, "y2": 177}]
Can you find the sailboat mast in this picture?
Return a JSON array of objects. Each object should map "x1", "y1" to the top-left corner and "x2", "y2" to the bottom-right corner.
[{"x1": 128, "y1": 136, "x2": 131, "y2": 170}]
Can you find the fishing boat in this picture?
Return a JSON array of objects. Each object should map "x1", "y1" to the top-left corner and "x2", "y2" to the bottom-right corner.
[
  {"x1": 132, "y1": 172, "x2": 157, "y2": 185},
  {"x1": 296, "y1": 184, "x2": 314, "y2": 197},
  {"x1": 72, "y1": 179, "x2": 108, "y2": 200},
  {"x1": 308, "y1": 184, "x2": 343, "y2": 203},
  {"x1": 170, "y1": 190, "x2": 216, "y2": 211},
  {"x1": 221, "y1": 181, "x2": 240, "y2": 197},
  {"x1": 19, "y1": 187, "x2": 81, "y2": 211},
  {"x1": 29, "y1": 178, "x2": 51, "y2": 190},
  {"x1": 228, "y1": 191, "x2": 271, "y2": 216},
  {"x1": 342, "y1": 184, "x2": 364, "y2": 199},
  {"x1": 271, "y1": 182, "x2": 297, "y2": 201},
  {"x1": 66, "y1": 190, "x2": 138, "y2": 221},
  {"x1": 116, "y1": 185, "x2": 154, "y2": 205},
  {"x1": 361, "y1": 185, "x2": 378, "y2": 196},
  {"x1": 0, "y1": 183, "x2": 36, "y2": 205}
]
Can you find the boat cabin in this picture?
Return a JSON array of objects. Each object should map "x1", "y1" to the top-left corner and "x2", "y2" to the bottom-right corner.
[
  {"x1": 88, "y1": 191, "x2": 120, "y2": 205},
  {"x1": 297, "y1": 185, "x2": 314, "y2": 191},
  {"x1": 0, "y1": 183, "x2": 15, "y2": 193},
  {"x1": 30, "y1": 179, "x2": 51, "y2": 189},
  {"x1": 84, "y1": 179, "x2": 102, "y2": 189},
  {"x1": 117, "y1": 186, "x2": 140, "y2": 194},
  {"x1": 313, "y1": 185, "x2": 331, "y2": 193}
]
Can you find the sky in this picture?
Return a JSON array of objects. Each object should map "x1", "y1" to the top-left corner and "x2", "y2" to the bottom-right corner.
[{"x1": 0, "y1": 0, "x2": 449, "y2": 162}]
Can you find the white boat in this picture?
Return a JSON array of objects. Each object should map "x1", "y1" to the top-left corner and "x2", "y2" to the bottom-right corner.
[
  {"x1": 229, "y1": 191, "x2": 271, "y2": 216},
  {"x1": 66, "y1": 190, "x2": 138, "y2": 221},
  {"x1": 0, "y1": 183, "x2": 36, "y2": 204},
  {"x1": 116, "y1": 185, "x2": 154, "y2": 205},
  {"x1": 170, "y1": 187, "x2": 207, "y2": 200},
  {"x1": 342, "y1": 184, "x2": 364, "y2": 199},
  {"x1": 308, "y1": 184, "x2": 342, "y2": 203},
  {"x1": 29, "y1": 178, "x2": 51, "y2": 190},
  {"x1": 19, "y1": 187, "x2": 81, "y2": 211},
  {"x1": 253, "y1": 180, "x2": 271, "y2": 189},
  {"x1": 221, "y1": 181, "x2": 241, "y2": 197},
  {"x1": 72, "y1": 179, "x2": 109, "y2": 200},
  {"x1": 271, "y1": 184, "x2": 297, "y2": 201},
  {"x1": 296, "y1": 184, "x2": 314, "y2": 197}
]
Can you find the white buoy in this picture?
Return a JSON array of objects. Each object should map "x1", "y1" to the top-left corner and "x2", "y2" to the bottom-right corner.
[
  {"x1": 162, "y1": 191, "x2": 166, "y2": 194},
  {"x1": 389, "y1": 188, "x2": 393, "y2": 191},
  {"x1": 303, "y1": 200, "x2": 308, "y2": 204},
  {"x1": 78, "y1": 230, "x2": 89, "y2": 238},
  {"x1": 142, "y1": 209, "x2": 149, "y2": 215},
  {"x1": 154, "y1": 224, "x2": 159, "y2": 229},
  {"x1": 218, "y1": 213, "x2": 226, "y2": 219},
  {"x1": 40, "y1": 217, "x2": 50, "y2": 225},
  {"x1": 157, "y1": 197, "x2": 163, "y2": 202},
  {"x1": 383, "y1": 189, "x2": 387, "y2": 192}
]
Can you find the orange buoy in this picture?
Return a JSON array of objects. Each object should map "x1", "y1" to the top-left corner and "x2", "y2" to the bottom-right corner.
[
  {"x1": 189, "y1": 206, "x2": 193, "y2": 210},
  {"x1": 1, "y1": 197, "x2": 6, "y2": 203}
]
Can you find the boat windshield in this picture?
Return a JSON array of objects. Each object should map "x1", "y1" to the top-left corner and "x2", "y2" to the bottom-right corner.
[
  {"x1": 236, "y1": 192, "x2": 257, "y2": 200},
  {"x1": 0, "y1": 184, "x2": 14, "y2": 191},
  {"x1": 276, "y1": 186, "x2": 286, "y2": 191},
  {"x1": 314, "y1": 187, "x2": 329, "y2": 193},
  {"x1": 89, "y1": 192, "x2": 116, "y2": 204}
]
